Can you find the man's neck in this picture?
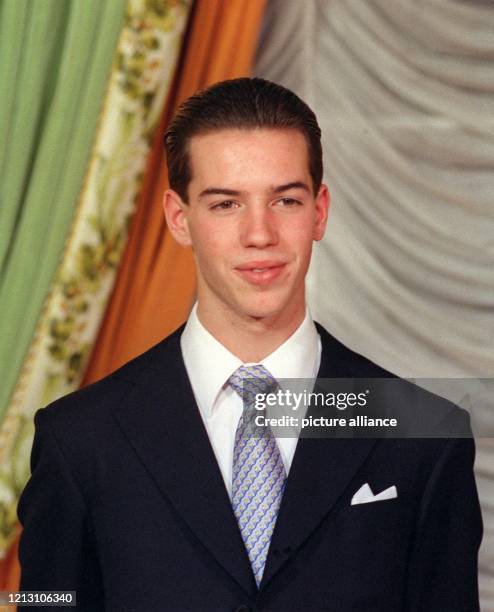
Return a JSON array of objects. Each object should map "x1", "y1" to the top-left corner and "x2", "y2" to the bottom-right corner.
[{"x1": 196, "y1": 302, "x2": 306, "y2": 363}]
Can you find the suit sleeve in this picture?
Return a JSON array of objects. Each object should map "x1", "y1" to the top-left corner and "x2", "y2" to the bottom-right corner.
[
  {"x1": 406, "y1": 416, "x2": 483, "y2": 611},
  {"x1": 17, "y1": 407, "x2": 104, "y2": 611}
]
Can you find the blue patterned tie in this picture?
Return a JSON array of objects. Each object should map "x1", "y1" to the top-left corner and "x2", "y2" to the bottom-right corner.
[{"x1": 229, "y1": 365, "x2": 287, "y2": 587}]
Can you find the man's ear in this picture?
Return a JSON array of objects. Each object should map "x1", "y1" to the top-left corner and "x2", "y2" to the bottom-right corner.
[
  {"x1": 163, "y1": 189, "x2": 192, "y2": 246},
  {"x1": 313, "y1": 183, "x2": 330, "y2": 241}
]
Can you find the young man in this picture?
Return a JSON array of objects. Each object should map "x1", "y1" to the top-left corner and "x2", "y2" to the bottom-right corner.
[{"x1": 18, "y1": 78, "x2": 482, "y2": 611}]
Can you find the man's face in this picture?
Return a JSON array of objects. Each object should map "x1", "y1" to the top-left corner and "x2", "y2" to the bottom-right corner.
[{"x1": 165, "y1": 128, "x2": 329, "y2": 324}]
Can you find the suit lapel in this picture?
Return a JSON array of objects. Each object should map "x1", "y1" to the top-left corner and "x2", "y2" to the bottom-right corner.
[
  {"x1": 112, "y1": 329, "x2": 257, "y2": 597},
  {"x1": 111, "y1": 323, "x2": 379, "y2": 594},
  {"x1": 261, "y1": 326, "x2": 378, "y2": 589}
]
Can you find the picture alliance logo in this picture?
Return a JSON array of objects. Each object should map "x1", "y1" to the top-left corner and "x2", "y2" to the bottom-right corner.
[{"x1": 254, "y1": 389, "x2": 370, "y2": 411}]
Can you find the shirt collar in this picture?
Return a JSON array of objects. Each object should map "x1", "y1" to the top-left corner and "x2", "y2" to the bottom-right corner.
[
  {"x1": 260, "y1": 310, "x2": 320, "y2": 383},
  {"x1": 181, "y1": 304, "x2": 320, "y2": 416}
]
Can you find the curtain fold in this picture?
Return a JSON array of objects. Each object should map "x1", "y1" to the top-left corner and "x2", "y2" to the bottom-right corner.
[
  {"x1": 0, "y1": 0, "x2": 127, "y2": 586},
  {"x1": 0, "y1": 0, "x2": 127, "y2": 422},
  {"x1": 0, "y1": 0, "x2": 192, "y2": 585},
  {"x1": 83, "y1": 0, "x2": 267, "y2": 383},
  {"x1": 255, "y1": 0, "x2": 494, "y2": 606}
]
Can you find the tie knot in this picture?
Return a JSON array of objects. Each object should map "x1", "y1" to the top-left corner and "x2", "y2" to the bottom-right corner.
[{"x1": 228, "y1": 364, "x2": 277, "y2": 406}]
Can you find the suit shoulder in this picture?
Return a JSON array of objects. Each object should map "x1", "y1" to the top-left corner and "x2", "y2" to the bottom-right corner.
[
  {"x1": 39, "y1": 324, "x2": 185, "y2": 429},
  {"x1": 314, "y1": 322, "x2": 471, "y2": 435},
  {"x1": 315, "y1": 321, "x2": 395, "y2": 378}
]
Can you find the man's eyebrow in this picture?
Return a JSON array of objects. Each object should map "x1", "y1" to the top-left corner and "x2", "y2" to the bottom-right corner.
[
  {"x1": 272, "y1": 181, "x2": 311, "y2": 194},
  {"x1": 198, "y1": 187, "x2": 242, "y2": 199},
  {"x1": 197, "y1": 181, "x2": 311, "y2": 199}
]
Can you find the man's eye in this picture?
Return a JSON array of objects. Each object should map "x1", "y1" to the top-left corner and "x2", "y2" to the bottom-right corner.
[
  {"x1": 211, "y1": 201, "x2": 237, "y2": 211},
  {"x1": 278, "y1": 197, "x2": 301, "y2": 206}
]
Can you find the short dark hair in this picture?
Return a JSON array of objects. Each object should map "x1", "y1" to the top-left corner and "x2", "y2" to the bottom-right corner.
[{"x1": 164, "y1": 77, "x2": 323, "y2": 201}]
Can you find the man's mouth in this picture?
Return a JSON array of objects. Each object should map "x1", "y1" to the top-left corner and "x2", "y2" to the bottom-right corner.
[{"x1": 234, "y1": 261, "x2": 287, "y2": 285}]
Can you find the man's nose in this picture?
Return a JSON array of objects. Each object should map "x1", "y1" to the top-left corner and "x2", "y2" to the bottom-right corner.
[{"x1": 240, "y1": 207, "x2": 278, "y2": 248}]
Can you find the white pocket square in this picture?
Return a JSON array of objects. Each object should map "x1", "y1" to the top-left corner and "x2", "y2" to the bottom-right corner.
[{"x1": 351, "y1": 483, "x2": 398, "y2": 505}]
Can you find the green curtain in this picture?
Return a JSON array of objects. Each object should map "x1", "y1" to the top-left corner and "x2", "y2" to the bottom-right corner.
[{"x1": 0, "y1": 0, "x2": 126, "y2": 420}]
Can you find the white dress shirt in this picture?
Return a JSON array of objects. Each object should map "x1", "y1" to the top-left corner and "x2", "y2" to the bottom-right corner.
[{"x1": 181, "y1": 304, "x2": 322, "y2": 497}]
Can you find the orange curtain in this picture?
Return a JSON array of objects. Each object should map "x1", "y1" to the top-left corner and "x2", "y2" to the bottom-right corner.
[
  {"x1": 0, "y1": 526, "x2": 19, "y2": 591},
  {"x1": 2, "y1": 0, "x2": 266, "y2": 590},
  {"x1": 84, "y1": 0, "x2": 267, "y2": 380}
]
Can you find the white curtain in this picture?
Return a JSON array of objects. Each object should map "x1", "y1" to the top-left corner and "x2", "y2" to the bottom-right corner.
[{"x1": 255, "y1": 0, "x2": 494, "y2": 607}]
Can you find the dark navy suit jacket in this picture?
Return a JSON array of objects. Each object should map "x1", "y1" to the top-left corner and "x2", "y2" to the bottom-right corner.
[{"x1": 18, "y1": 323, "x2": 482, "y2": 611}]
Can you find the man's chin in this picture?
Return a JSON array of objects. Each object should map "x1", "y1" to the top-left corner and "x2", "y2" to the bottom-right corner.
[{"x1": 237, "y1": 299, "x2": 291, "y2": 323}]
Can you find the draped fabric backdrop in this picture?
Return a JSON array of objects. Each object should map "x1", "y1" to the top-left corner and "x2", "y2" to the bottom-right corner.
[
  {"x1": 0, "y1": 0, "x2": 126, "y2": 423},
  {"x1": 0, "y1": 0, "x2": 127, "y2": 586},
  {"x1": 0, "y1": 0, "x2": 266, "y2": 591},
  {"x1": 0, "y1": 0, "x2": 192, "y2": 589},
  {"x1": 255, "y1": 0, "x2": 494, "y2": 607}
]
